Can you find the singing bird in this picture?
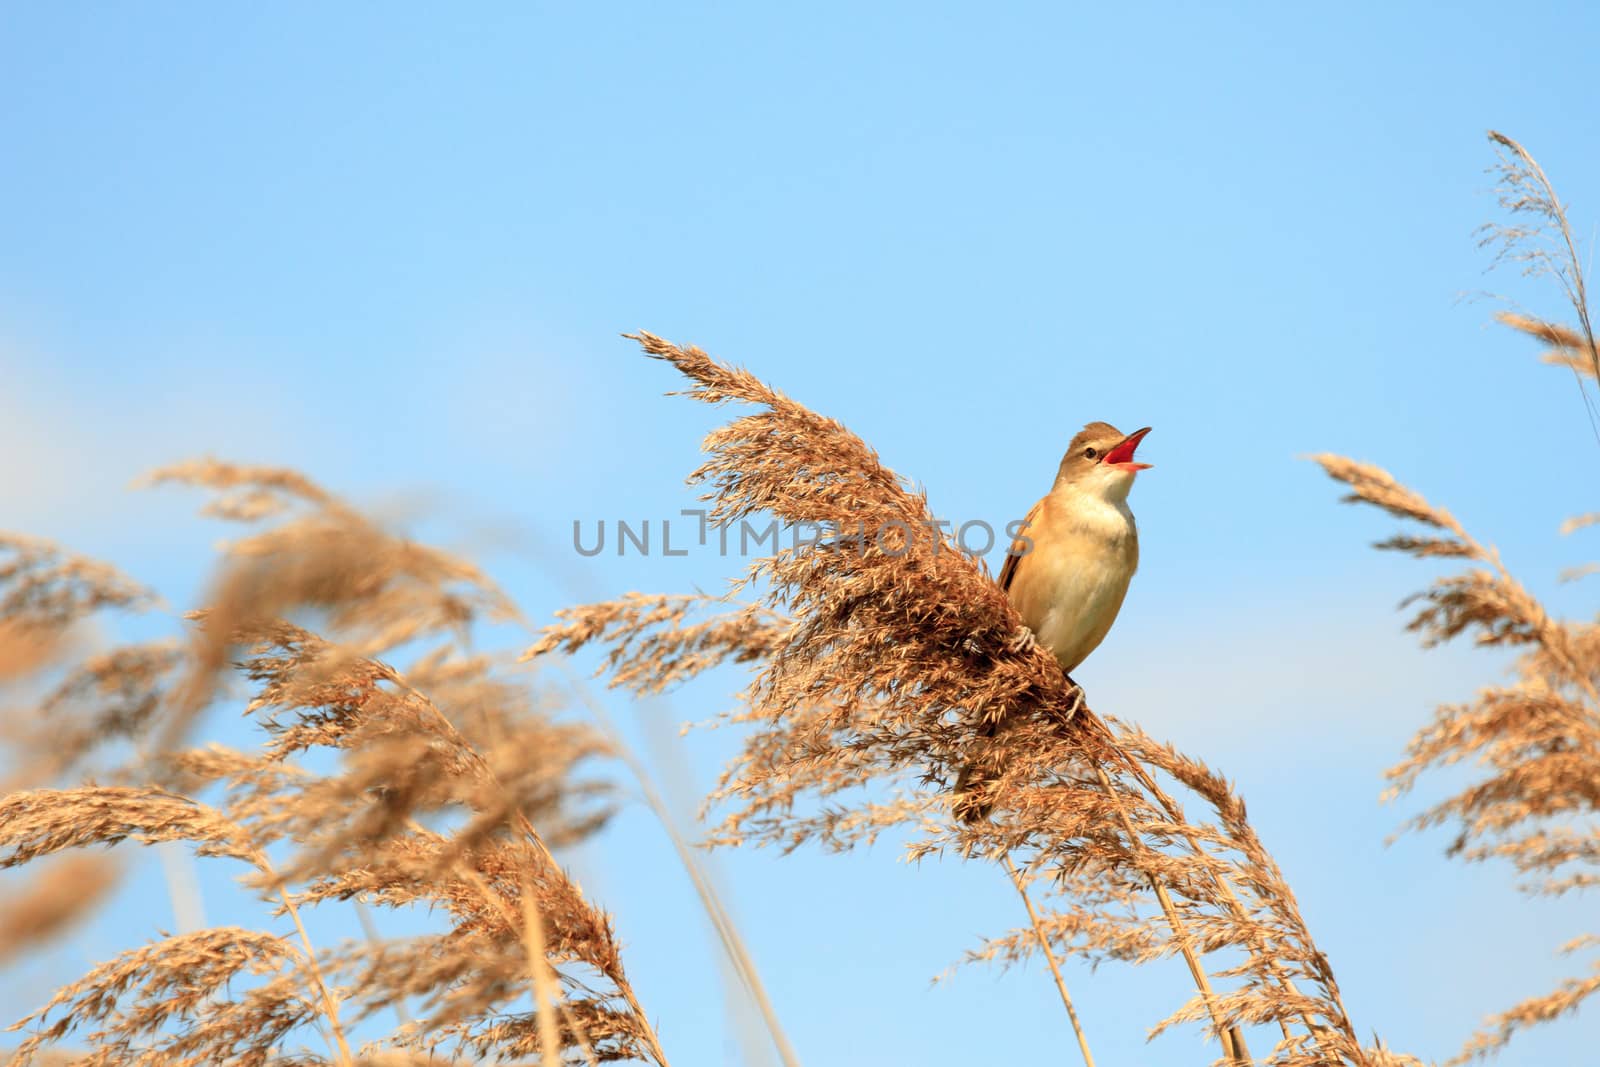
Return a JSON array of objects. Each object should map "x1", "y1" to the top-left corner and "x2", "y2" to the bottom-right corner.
[
  {"x1": 999, "y1": 422, "x2": 1152, "y2": 673},
  {"x1": 956, "y1": 422, "x2": 1151, "y2": 820}
]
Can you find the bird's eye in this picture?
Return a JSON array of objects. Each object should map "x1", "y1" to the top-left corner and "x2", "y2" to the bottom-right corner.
[{"x1": 1083, "y1": 447, "x2": 1098, "y2": 460}]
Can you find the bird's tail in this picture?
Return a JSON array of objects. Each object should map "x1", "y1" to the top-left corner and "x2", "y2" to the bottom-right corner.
[
  {"x1": 952, "y1": 762, "x2": 992, "y2": 824},
  {"x1": 953, "y1": 720, "x2": 1001, "y2": 824},
  {"x1": 955, "y1": 674, "x2": 1085, "y2": 823}
]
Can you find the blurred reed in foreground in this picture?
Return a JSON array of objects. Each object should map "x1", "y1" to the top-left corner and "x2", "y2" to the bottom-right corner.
[{"x1": 1, "y1": 465, "x2": 660, "y2": 1066}]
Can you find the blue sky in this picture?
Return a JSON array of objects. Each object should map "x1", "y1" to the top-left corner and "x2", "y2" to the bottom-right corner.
[{"x1": 3, "y1": 3, "x2": 1599, "y2": 1064}]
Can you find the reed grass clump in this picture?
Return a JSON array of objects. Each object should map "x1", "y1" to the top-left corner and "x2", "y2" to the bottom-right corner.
[
  {"x1": 1, "y1": 465, "x2": 661, "y2": 1066},
  {"x1": 530, "y1": 330, "x2": 1393, "y2": 1067},
  {"x1": 3, "y1": 129, "x2": 1595, "y2": 1067},
  {"x1": 1314, "y1": 132, "x2": 1600, "y2": 1064}
]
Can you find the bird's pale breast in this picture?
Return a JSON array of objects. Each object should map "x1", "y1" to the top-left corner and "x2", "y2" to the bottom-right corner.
[{"x1": 1010, "y1": 492, "x2": 1139, "y2": 672}]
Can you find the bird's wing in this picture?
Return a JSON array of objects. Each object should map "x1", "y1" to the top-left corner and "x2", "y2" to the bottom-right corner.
[{"x1": 998, "y1": 497, "x2": 1044, "y2": 593}]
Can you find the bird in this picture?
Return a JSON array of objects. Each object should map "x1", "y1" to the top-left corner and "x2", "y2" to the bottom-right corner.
[
  {"x1": 999, "y1": 421, "x2": 1151, "y2": 673},
  {"x1": 955, "y1": 421, "x2": 1151, "y2": 820}
]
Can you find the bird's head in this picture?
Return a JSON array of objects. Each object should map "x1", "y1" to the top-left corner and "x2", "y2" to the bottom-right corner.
[{"x1": 1055, "y1": 422, "x2": 1152, "y2": 502}]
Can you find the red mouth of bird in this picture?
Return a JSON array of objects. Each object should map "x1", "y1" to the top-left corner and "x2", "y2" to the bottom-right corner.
[{"x1": 1102, "y1": 427, "x2": 1152, "y2": 472}]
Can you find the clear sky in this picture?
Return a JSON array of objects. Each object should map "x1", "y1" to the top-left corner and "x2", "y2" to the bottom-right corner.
[{"x1": 3, "y1": 3, "x2": 1599, "y2": 1064}]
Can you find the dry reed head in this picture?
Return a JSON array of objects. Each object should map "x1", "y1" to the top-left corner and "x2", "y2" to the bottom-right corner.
[
  {"x1": 1315, "y1": 450, "x2": 1600, "y2": 1062},
  {"x1": 1305, "y1": 131, "x2": 1600, "y2": 1064},
  {"x1": 0, "y1": 534, "x2": 155, "y2": 634},
  {"x1": 530, "y1": 331, "x2": 1397, "y2": 1065},
  {"x1": 145, "y1": 459, "x2": 519, "y2": 741},
  {"x1": 0, "y1": 535, "x2": 155, "y2": 715},
  {"x1": 0, "y1": 854, "x2": 119, "y2": 967},
  {"x1": 1312, "y1": 447, "x2": 1600, "y2": 1062},
  {"x1": 539, "y1": 332, "x2": 1095, "y2": 849},
  {"x1": 1479, "y1": 132, "x2": 1597, "y2": 384},
  {"x1": 0, "y1": 463, "x2": 663, "y2": 1066}
]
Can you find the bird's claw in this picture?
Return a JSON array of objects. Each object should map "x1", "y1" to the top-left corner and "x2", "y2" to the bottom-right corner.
[
  {"x1": 1008, "y1": 626, "x2": 1039, "y2": 656},
  {"x1": 1064, "y1": 683, "x2": 1086, "y2": 716}
]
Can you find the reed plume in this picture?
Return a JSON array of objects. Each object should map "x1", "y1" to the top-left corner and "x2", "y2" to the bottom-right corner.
[
  {"x1": 1, "y1": 463, "x2": 663, "y2": 1065},
  {"x1": 530, "y1": 331, "x2": 1407, "y2": 1065},
  {"x1": 1313, "y1": 131, "x2": 1598, "y2": 1062}
]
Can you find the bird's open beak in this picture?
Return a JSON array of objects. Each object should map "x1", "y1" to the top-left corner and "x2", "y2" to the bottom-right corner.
[{"x1": 1103, "y1": 426, "x2": 1152, "y2": 472}]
